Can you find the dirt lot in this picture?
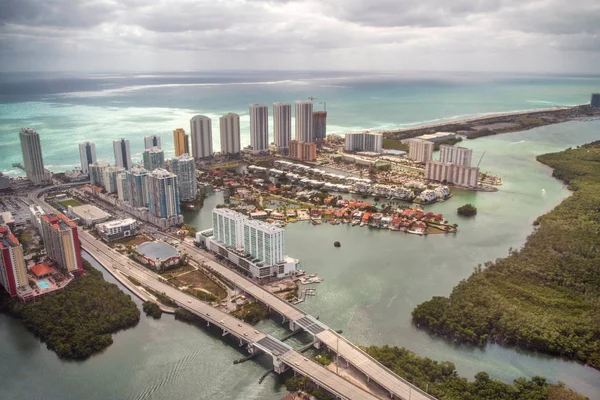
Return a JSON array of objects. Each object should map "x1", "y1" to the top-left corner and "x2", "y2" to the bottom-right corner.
[{"x1": 170, "y1": 270, "x2": 227, "y2": 299}]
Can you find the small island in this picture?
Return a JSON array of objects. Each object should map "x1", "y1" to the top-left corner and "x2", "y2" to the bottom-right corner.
[
  {"x1": 457, "y1": 203, "x2": 477, "y2": 217},
  {"x1": 0, "y1": 260, "x2": 140, "y2": 360},
  {"x1": 142, "y1": 301, "x2": 162, "y2": 319},
  {"x1": 334, "y1": 241, "x2": 341, "y2": 247}
]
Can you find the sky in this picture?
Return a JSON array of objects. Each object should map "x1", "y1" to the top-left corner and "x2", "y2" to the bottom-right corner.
[{"x1": 0, "y1": 0, "x2": 599, "y2": 74}]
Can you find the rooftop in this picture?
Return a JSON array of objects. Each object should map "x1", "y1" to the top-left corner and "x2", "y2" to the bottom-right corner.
[
  {"x1": 70, "y1": 204, "x2": 109, "y2": 221},
  {"x1": 30, "y1": 263, "x2": 55, "y2": 278},
  {"x1": 137, "y1": 241, "x2": 179, "y2": 261},
  {"x1": 244, "y1": 218, "x2": 284, "y2": 234},
  {"x1": 98, "y1": 218, "x2": 136, "y2": 229}
]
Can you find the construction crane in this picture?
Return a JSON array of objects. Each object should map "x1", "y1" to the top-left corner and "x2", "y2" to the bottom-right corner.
[
  {"x1": 319, "y1": 101, "x2": 327, "y2": 112},
  {"x1": 308, "y1": 96, "x2": 317, "y2": 102},
  {"x1": 476, "y1": 150, "x2": 486, "y2": 168}
]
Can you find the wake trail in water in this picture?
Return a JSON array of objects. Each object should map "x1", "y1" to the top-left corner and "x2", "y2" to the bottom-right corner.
[{"x1": 509, "y1": 140, "x2": 526, "y2": 144}]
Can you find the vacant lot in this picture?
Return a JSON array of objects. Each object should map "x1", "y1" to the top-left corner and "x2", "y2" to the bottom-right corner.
[
  {"x1": 170, "y1": 270, "x2": 227, "y2": 299},
  {"x1": 118, "y1": 235, "x2": 151, "y2": 247}
]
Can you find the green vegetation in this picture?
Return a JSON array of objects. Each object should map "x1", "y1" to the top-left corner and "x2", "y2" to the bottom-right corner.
[
  {"x1": 364, "y1": 345, "x2": 586, "y2": 400},
  {"x1": 144, "y1": 287, "x2": 178, "y2": 308},
  {"x1": 58, "y1": 199, "x2": 82, "y2": 208},
  {"x1": 142, "y1": 301, "x2": 162, "y2": 319},
  {"x1": 433, "y1": 137, "x2": 462, "y2": 151},
  {"x1": 0, "y1": 260, "x2": 140, "y2": 360},
  {"x1": 284, "y1": 377, "x2": 334, "y2": 400},
  {"x1": 182, "y1": 224, "x2": 197, "y2": 237},
  {"x1": 457, "y1": 203, "x2": 477, "y2": 217},
  {"x1": 314, "y1": 349, "x2": 332, "y2": 366},
  {"x1": 126, "y1": 275, "x2": 141, "y2": 286},
  {"x1": 466, "y1": 129, "x2": 496, "y2": 139},
  {"x1": 413, "y1": 141, "x2": 600, "y2": 369},
  {"x1": 230, "y1": 301, "x2": 270, "y2": 324},
  {"x1": 185, "y1": 289, "x2": 217, "y2": 302},
  {"x1": 382, "y1": 138, "x2": 409, "y2": 151},
  {"x1": 174, "y1": 308, "x2": 201, "y2": 324}
]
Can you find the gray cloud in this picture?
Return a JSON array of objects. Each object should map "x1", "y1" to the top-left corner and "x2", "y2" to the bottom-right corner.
[{"x1": 0, "y1": 0, "x2": 598, "y2": 73}]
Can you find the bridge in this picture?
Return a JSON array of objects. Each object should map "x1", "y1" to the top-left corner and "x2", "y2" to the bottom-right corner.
[{"x1": 28, "y1": 185, "x2": 436, "y2": 400}]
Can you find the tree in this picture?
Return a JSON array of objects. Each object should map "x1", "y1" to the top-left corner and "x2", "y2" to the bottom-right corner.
[{"x1": 457, "y1": 204, "x2": 477, "y2": 217}]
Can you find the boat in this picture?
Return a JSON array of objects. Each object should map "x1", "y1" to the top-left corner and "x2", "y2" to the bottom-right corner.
[
  {"x1": 360, "y1": 222, "x2": 365, "y2": 227},
  {"x1": 352, "y1": 220, "x2": 359, "y2": 226},
  {"x1": 311, "y1": 219, "x2": 321, "y2": 226},
  {"x1": 407, "y1": 229, "x2": 424, "y2": 236}
]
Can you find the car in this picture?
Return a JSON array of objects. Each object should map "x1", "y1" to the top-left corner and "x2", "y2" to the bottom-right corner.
[
  {"x1": 243, "y1": 332, "x2": 248, "y2": 337},
  {"x1": 294, "y1": 362, "x2": 299, "y2": 366},
  {"x1": 303, "y1": 357, "x2": 308, "y2": 361},
  {"x1": 238, "y1": 323, "x2": 242, "y2": 327},
  {"x1": 187, "y1": 300, "x2": 192, "y2": 304}
]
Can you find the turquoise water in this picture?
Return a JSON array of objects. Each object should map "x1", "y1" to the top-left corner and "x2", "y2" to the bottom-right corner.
[
  {"x1": 37, "y1": 280, "x2": 50, "y2": 289},
  {"x1": 0, "y1": 72, "x2": 599, "y2": 399},
  {"x1": 1, "y1": 71, "x2": 599, "y2": 175}
]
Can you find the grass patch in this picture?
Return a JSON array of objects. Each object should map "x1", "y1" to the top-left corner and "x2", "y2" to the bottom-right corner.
[
  {"x1": 169, "y1": 270, "x2": 227, "y2": 300},
  {"x1": 58, "y1": 199, "x2": 82, "y2": 208}
]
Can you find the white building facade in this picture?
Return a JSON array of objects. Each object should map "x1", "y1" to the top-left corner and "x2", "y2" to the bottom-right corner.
[
  {"x1": 273, "y1": 102, "x2": 292, "y2": 149},
  {"x1": 219, "y1": 113, "x2": 241, "y2": 155},
  {"x1": 144, "y1": 135, "x2": 162, "y2": 149},
  {"x1": 408, "y1": 139, "x2": 434, "y2": 163},
  {"x1": 344, "y1": 132, "x2": 383, "y2": 153},
  {"x1": 143, "y1": 147, "x2": 165, "y2": 171},
  {"x1": 147, "y1": 169, "x2": 180, "y2": 218},
  {"x1": 171, "y1": 154, "x2": 197, "y2": 202},
  {"x1": 113, "y1": 138, "x2": 132, "y2": 170},
  {"x1": 19, "y1": 128, "x2": 51, "y2": 185},
  {"x1": 212, "y1": 208, "x2": 246, "y2": 248},
  {"x1": 96, "y1": 218, "x2": 139, "y2": 242},
  {"x1": 294, "y1": 101, "x2": 313, "y2": 142},
  {"x1": 439, "y1": 145, "x2": 473, "y2": 166},
  {"x1": 190, "y1": 115, "x2": 213, "y2": 159},
  {"x1": 243, "y1": 219, "x2": 284, "y2": 266},
  {"x1": 425, "y1": 161, "x2": 479, "y2": 188},
  {"x1": 102, "y1": 166, "x2": 125, "y2": 194},
  {"x1": 89, "y1": 161, "x2": 110, "y2": 187}
]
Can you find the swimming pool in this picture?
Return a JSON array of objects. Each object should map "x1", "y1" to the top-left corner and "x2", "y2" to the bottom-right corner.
[{"x1": 38, "y1": 280, "x2": 50, "y2": 289}]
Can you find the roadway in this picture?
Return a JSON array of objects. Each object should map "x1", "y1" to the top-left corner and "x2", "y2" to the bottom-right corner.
[{"x1": 28, "y1": 186, "x2": 384, "y2": 400}]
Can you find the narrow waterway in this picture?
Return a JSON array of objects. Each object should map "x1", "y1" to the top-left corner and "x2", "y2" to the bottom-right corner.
[{"x1": 0, "y1": 121, "x2": 599, "y2": 399}]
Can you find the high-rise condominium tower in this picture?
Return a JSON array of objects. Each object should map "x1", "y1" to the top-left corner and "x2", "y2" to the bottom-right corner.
[
  {"x1": 0, "y1": 226, "x2": 28, "y2": 297},
  {"x1": 249, "y1": 104, "x2": 269, "y2": 152},
  {"x1": 113, "y1": 138, "x2": 132, "y2": 170},
  {"x1": 78, "y1": 141, "x2": 97, "y2": 175},
  {"x1": 190, "y1": 115, "x2": 213, "y2": 159},
  {"x1": 19, "y1": 128, "x2": 51, "y2": 185},
  {"x1": 40, "y1": 213, "x2": 83, "y2": 275},
  {"x1": 294, "y1": 101, "x2": 313, "y2": 142},
  {"x1": 219, "y1": 113, "x2": 241, "y2": 155},
  {"x1": 273, "y1": 102, "x2": 292, "y2": 149},
  {"x1": 171, "y1": 154, "x2": 197, "y2": 202},
  {"x1": 173, "y1": 128, "x2": 189, "y2": 157},
  {"x1": 147, "y1": 169, "x2": 180, "y2": 218},
  {"x1": 144, "y1": 135, "x2": 162, "y2": 150},
  {"x1": 312, "y1": 111, "x2": 327, "y2": 142},
  {"x1": 143, "y1": 147, "x2": 165, "y2": 171}
]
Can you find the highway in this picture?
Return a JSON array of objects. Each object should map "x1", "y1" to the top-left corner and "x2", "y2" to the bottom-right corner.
[{"x1": 28, "y1": 186, "x2": 383, "y2": 400}]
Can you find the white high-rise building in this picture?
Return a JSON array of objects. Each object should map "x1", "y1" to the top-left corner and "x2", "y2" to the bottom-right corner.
[
  {"x1": 147, "y1": 169, "x2": 180, "y2": 218},
  {"x1": 124, "y1": 167, "x2": 149, "y2": 208},
  {"x1": 190, "y1": 115, "x2": 213, "y2": 159},
  {"x1": 102, "y1": 166, "x2": 125, "y2": 194},
  {"x1": 273, "y1": 102, "x2": 292, "y2": 149},
  {"x1": 425, "y1": 161, "x2": 479, "y2": 188},
  {"x1": 19, "y1": 128, "x2": 51, "y2": 185},
  {"x1": 344, "y1": 132, "x2": 383, "y2": 153},
  {"x1": 408, "y1": 139, "x2": 434, "y2": 163},
  {"x1": 219, "y1": 113, "x2": 241, "y2": 155},
  {"x1": 294, "y1": 101, "x2": 313, "y2": 142},
  {"x1": 212, "y1": 208, "x2": 246, "y2": 248},
  {"x1": 249, "y1": 104, "x2": 269, "y2": 153},
  {"x1": 144, "y1": 135, "x2": 162, "y2": 150},
  {"x1": 439, "y1": 145, "x2": 473, "y2": 167},
  {"x1": 142, "y1": 147, "x2": 165, "y2": 171},
  {"x1": 89, "y1": 161, "x2": 110, "y2": 187},
  {"x1": 116, "y1": 172, "x2": 127, "y2": 202},
  {"x1": 78, "y1": 141, "x2": 96, "y2": 175},
  {"x1": 243, "y1": 219, "x2": 284, "y2": 266},
  {"x1": 171, "y1": 154, "x2": 197, "y2": 202},
  {"x1": 113, "y1": 138, "x2": 132, "y2": 170}
]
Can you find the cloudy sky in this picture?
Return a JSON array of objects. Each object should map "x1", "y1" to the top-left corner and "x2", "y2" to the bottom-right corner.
[{"x1": 1, "y1": 0, "x2": 599, "y2": 73}]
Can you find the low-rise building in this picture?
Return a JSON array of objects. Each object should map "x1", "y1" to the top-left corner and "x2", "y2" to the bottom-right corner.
[
  {"x1": 344, "y1": 131, "x2": 383, "y2": 153},
  {"x1": 96, "y1": 218, "x2": 139, "y2": 242},
  {"x1": 68, "y1": 204, "x2": 110, "y2": 227},
  {"x1": 425, "y1": 160, "x2": 479, "y2": 188},
  {"x1": 0, "y1": 172, "x2": 11, "y2": 190},
  {"x1": 28, "y1": 205, "x2": 45, "y2": 230},
  {"x1": 289, "y1": 140, "x2": 317, "y2": 161}
]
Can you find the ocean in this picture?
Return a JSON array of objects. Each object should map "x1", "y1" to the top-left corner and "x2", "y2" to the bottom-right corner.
[{"x1": 0, "y1": 71, "x2": 598, "y2": 175}]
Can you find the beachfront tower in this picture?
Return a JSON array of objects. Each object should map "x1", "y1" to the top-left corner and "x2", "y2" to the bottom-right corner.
[
  {"x1": 408, "y1": 139, "x2": 434, "y2": 163},
  {"x1": 144, "y1": 135, "x2": 162, "y2": 150},
  {"x1": 219, "y1": 113, "x2": 241, "y2": 155},
  {"x1": 78, "y1": 141, "x2": 97, "y2": 175},
  {"x1": 295, "y1": 100, "x2": 313, "y2": 142},
  {"x1": 243, "y1": 219, "x2": 285, "y2": 266},
  {"x1": 19, "y1": 128, "x2": 51, "y2": 185},
  {"x1": 142, "y1": 147, "x2": 165, "y2": 171},
  {"x1": 171, "y1": 154, "x2": 197, "y2": 202},
  {"x1": 190, "y1": 115, "x2": 213, "y2": 159},
  {"x1": 113, "y1": 138, "x2": 132, "y2": 170},
  {"x1": 273, "y1": 102, "x2": 292, "y2": 149},
  {"x1": 344, "y1": 132, "x2": 383, "y2": 153},
  {"x1": 249, "y1": 104, "x2": 269, "y2": 153},
  {"x1": 439, "y1": 145, "x2": 473, "y2": 167},
  {"x1": 312, "y1": 111, "x2": 327, "y2": 142},
  {"x1": 173, "y1": 128, "x2": 190, "y2": 157},
  {"x1": 591, "y1": 94, "x2": 600, "y2": 109}
]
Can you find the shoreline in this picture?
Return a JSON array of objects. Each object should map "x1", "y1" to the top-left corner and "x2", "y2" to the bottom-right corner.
[{"x1": 380, "y1": 104, "x2": 600, "y2": 141}]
